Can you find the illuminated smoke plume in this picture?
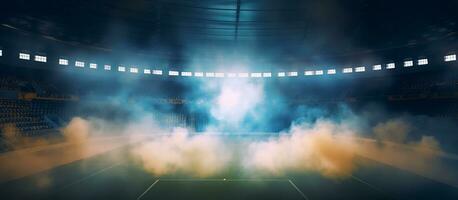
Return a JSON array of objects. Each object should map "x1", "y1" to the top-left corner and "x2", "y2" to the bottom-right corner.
[
  {"x1": 131, "y1": 127, "x2": 232, "y2": 177},
  {"x1": 245, "y1": 120, "x2": 359, "y2": 178}
]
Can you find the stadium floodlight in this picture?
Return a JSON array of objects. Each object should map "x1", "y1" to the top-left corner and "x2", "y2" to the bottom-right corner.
[
  {"x1": 227, "y1": 73, "x2": 237, "y2": 78},
  {"x1": 104, "y1": 65, "x2": 111, "y2": 70},
  {"x1": 130, "y1": 67, "x2": 138, "y2": 73},
  {"x1": 169, "y1": 70, "x2": 179, "y2": 76},
  {"x1": 278, "y1": 72, "x2": 286, "y2": 77},
  {"x1": 206, "y1": 72, "x2": 215, "y2": 77},
  {"x1": 75, "y1": 61, "x2": 85, "y2": 67},
  {"x1": 386, "y1": 63, "x2": 395, "y2": 69},
  {"x1": 59, "y1": 59, "x2": 69, "y2": 65},
  {"x1": 194, "y1": 72, "x2": 204, "y2": 77},
  {"x1": 305, "y1": 70, "x2": 314, "y2": 76},
  {"x1": 181, "y1": 71, "x2": 192, "y2": 77},
  {"x1": 404, "y1": 60, "x2": 413, "y2": 67},
  {"x1": 118, "y1": 66, "x2": 126, "y2": 72},
  {"x1": 418, "y1": 58, "x2": 428, "y2": 66},
  {"x1": 144, "y1": 69, "x2": 151, "y2": 74},
  {"x1": 34, "y1": 55, "x2": 47, "y2": 63},
  {"x1": 445, "y1": 54, "x2": 456, "y2": 62},
  {"x1": 263, "y1": 72, "x2": 272, "y2": 77},
  {"x1": 251, "y1": 72, "x2": 262, "y2": 78},
  {"x1": 373, "y1": 64, "x2": 382, "y2": 71},
  {"x1": 19, "y1": 53, "x2": 30, "y2": 60},
  {"x1": 288, "y1": 72, "x2": 298, "y2": 77},
  {"x1": 152, "y1": 70, "x2": 163, "y2": 75},
  {"x1": 355, "y1": 66, "x2": 365, "y2": 72},
  {"x1": 238, "y1": 72, "x2": 249, "y2": 78},
  {"x1": 89, "y1": 63, "x2": 97, "y2": 69},
  {"x1": 343, "y1": 67, "x2": 353, "y2": 73},
  {"x1": 327, "y1": 69, "x2": 336, "y2": 74},
  {"x1": 315, "y1": 70, "x2": 324, "y2": 75},
  {"x1": 215, "y1": 72, "x2": 225, "y2": 78}
]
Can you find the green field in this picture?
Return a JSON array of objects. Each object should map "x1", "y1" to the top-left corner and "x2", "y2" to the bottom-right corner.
[{"x1": 1, "y1": 146, "x2": 457, "y2": 200}]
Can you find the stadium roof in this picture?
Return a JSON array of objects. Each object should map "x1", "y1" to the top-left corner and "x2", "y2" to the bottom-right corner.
[{"x1": 0, "y1": 0, "x2": 457, "y2": 65}]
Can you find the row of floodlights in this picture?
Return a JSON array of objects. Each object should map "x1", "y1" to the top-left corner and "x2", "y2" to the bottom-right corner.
[{"x1": 4, "y1": 51, "x2": 458, "y2": 78}]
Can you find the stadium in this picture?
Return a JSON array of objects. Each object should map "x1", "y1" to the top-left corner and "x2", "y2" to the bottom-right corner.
[{"x1": 0, "y1": 0, "x2": 458, "y2": 199}]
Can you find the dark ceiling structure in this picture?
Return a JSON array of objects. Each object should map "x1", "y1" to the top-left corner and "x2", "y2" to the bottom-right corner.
[{"x1": 0, "y1": 0, "x2": 457, "y2": 66}]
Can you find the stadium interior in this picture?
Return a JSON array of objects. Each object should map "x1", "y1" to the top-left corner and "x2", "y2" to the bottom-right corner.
[{"x1": 0, "y1": 0, "x2": 458, "y2": 199}]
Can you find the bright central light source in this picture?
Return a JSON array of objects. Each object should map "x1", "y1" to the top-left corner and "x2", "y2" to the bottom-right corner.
[
  {"x1": 144, "y1": 69, "x2": 151, "y2": 74},
  {"x1": 315, "y1": 70, "x2": 324, "y2": 75},
  {"x1": 104, "y1": 65, "x2": 111, "y2": 70},
  {"x1": 181, "y1": 71, "x2": 192, "y2": 77},
  {"x1": 305, "y1": 71, "x2": 314, "y2": 76},
  {"x1": 262, "y1": 72, "x2": 271, "y2": 77},
  {"x1": 278, "y1": 72, "x2": 286, "y2": 77},
  {"x1": 153, "y1": 70, "x2": 163, "y2": 75},
  {"x1": 118, "y1": 66, "x2": 126, "y2": 72}
]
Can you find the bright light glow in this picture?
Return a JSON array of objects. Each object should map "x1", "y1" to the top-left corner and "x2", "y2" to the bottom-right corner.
[
  {"x1": 404, "y1": 60, "x2": 413, "y2": 67},
  {"x1": 373, "y1": 65, "x2": 382, "y2": 70},
  {"x1": 215, "y1": 72, "x2": 225, "y2": 78},
  {"x1": 75, "y1": 61, "x2": 85, "y2": 67},
  {"x1": 118, "y1": 66, "x2": 126, "y2": 72},
  {"x1": 104, "y1": 65, "x2": 111, "y2": 70},
  {"x1": 153, "y1": 70, "x2": 163, "y2": 75},
  {"x1": 34, "y1": 55, "x2": 47, "y2": 63},
  {"x1": 19, "y1": 53, "x2": 30, "y2": 60},
  {"x1": 343, "y1": 68, "x2": 353, "y2": 73},
  {"x1": 181, "y1": 71, "x2": 192, "y2": 77},
  {"x1": 144, "y1": 69, "x2": 151, "y2": 74},
  {"x1": 355, "y1": 66, "x2": 365, "y2": 72},
  {"x1": 445, "y1": 54, "x2": 456, "y2": 62},
  {"x1": 305, "y1": 71, "x2": 314, "y2": 76},
  {"x1": 169, "y1": 71, "x2": 179, "y2": 76},
  {"x1": 130, "y1": 67, "x2": 138, "y2": 73},
  {"x1": 89, "y1": 63, "x2": 97, "y2": 69},
  {"x1": 263, "y1": 72, "x2": 272, "y2": 77},
  {"x1": 251, "y1": 72, "x2": 262, "y2": 78},
  {"x1": 194, "y1": 72, "x2": 204, "y2": 77},
  {"x1": 238, "y1": 73, "x2": 249, "y2": 78},
  {"x1": 327, "y1": 69, "x2": 336, "y2": 74},
  {"x1": 418, "y1": 59, "x2": 428, "y2": 65},
  {"x1": 206, "y1": 72, "x2": 215, "y2": 77},
  {"x1": 288, "y1": 72, "x2": 298, "y2": 77},
  {"x1": 278, "y1": 72, "x2": 286, "y2": 77},
  {"x1": 387, "y1": 63, "x2": 395, "y2": 69},
  {"x1": 315, "y1": 70, "x2": 324, "y2": 75},
  {"x1": 0, "y1": 50, "x2": 2, "y2": 56},
  {"x1": 59, "y1": 59, "x2": 68, "y2": 65},
  {"x1": 227, "y1": 73, "x2": 237, "y2": 78}
]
